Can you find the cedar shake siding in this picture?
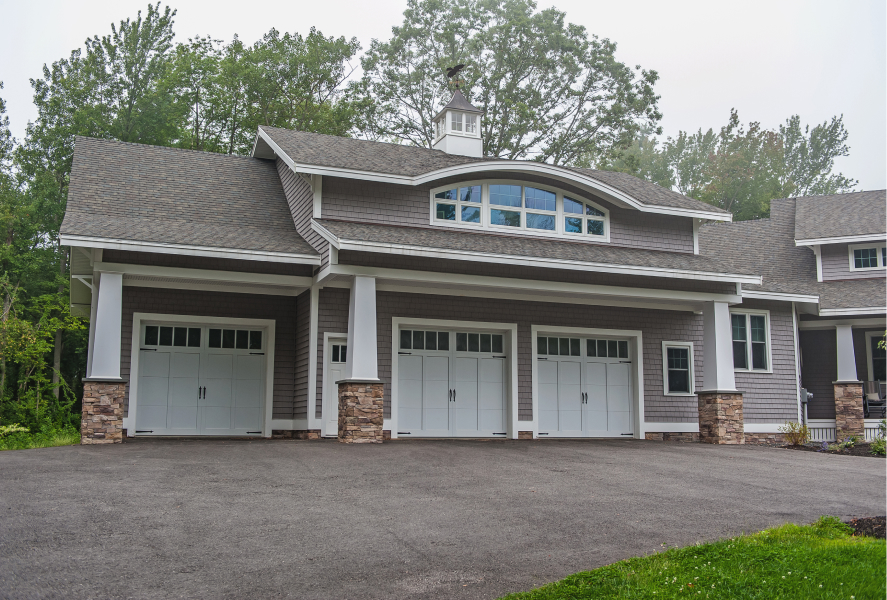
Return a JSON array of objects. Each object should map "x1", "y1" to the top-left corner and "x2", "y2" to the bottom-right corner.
[
  {"x1": 102, "y1": 250, "x2": 314, "y2": 277},
  {"x1": 321, "y1": 174, "x2": 695, "y2": 254},
  {"x1": 731, "y1": 300, "x2": 799, "y2": 423},
  {"x1": 275, "y1": 157, "x2": 331, "y2": 269},
  {"x1": 294, "y1": 289, "x2": 311, "y2": 420},
  {"x1": 316, "y1": 287, "x2": 351, "y2": 418},
  {"x1": 821, "y1": 243, "x2": 885, "y2": 281},
  {"x1": 118, "y1": 287, "x2": 298, "y2": 420},
  {"x1": 800, "y1": 329, "x2": 837, "y2": 419}
]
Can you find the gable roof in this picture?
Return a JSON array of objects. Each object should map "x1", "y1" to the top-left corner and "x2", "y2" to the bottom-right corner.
[
  {"x1": 60, "y1": 137, "x2": 319, "y2": 260},
  {"x1": 256, "y1": 126, "x2": 731, "y2": 219},
  {"x1": 794, "y1": 190, "x2": 886, "y2": 243},
  {"x1": 699, "y1": 196, "x2": 886, "y2": 311}
]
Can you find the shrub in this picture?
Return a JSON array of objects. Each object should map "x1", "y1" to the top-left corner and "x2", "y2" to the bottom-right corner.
[
  {"x1": 871, "y1": 420, "x2": 886, "y2": 456},
  {"x1": 0, "y1": 423, "x2": 29, "y2": 437},
  {"x1": 778, "y1": 421, "x2": 810, "y2": 445},
  {"x1": 828, "y1": 436, "x2": 859, "y2": 452}
]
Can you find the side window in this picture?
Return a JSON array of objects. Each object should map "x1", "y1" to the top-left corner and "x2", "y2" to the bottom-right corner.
[
  {"x1": 662, "y1": 342, "x2": 694, "y2": 395},
  {"x1": 731, "y1": 312, "x2": 769, "y2": 372}
]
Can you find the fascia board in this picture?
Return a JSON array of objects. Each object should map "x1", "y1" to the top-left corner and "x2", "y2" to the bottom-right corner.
[
  {"x1": 331, "y1": 263, "x2": 743, "y2": 303},
  {"x1": 95, "y1": 261, "x2": 313, "y2": 288},
  {"x1": 798, "y1": 316, "x2": 886, "y2": 330},
  {"x1": 60, "y1": 234, "x2": 321, "y2": 265},
  {"x1": 740, "y1": 290, "x2": 820, "y2": 303},
  {"x1": 335, "y1": 240, "x2": 761, "y2": 285},
  {"x1": 310, "y1": 220, "x2": 340, "y2": 248},
  {"x1": 818, "y1": 307, "x2": 887, "y2": 317},
  {"x1": 258, "y1": 127, "x2": 731, "y2": 222},
  {"x1": 796, "y1": 233, "x2": 887, "y2": 246}
]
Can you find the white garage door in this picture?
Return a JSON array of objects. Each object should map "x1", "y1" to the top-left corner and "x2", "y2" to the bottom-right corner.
[
  {"x1": 397, "y1": 329, "x2": 507, "y2": 437},
  {"x1": 135, "y1": 324, "x2": 266, "y2": 436},
  {"x1": 537, "y1": 336, "x2": 634, "y2": 438}
]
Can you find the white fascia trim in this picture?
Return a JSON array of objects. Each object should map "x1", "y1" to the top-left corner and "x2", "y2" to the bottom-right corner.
[
  {"x1": 796, "y1": 233, "x2": 887, "y2": 246},
  {"x1": 335, "y1": 240, "x2": 761, "y2": 285},
  {"x1": 819, "y1": 307, "x2": 887, "y2": 317},
  {"x1": 643, "y1": 422, "x2": 699, "y2": 433},
  {"x1": 740, "y1": 290, "x2": 820, "y2": 303},
  {"x1": 331, "y1": 264, "x2": 742, "y2": 304},
  {"x1": 798, "y1": 317, "x2": 886, "y2": 330},
  {"x1": 257, "y1": 127, "x2": 732, "y2": 222},
  {"x1": 310, "y1": 220, "x2": 340, "y2": 248},
  {"x1": 61, "y1": 234, "x2": 321, "y2": 265},
  {"x1": 95, "y1": 262, "x2": 313, "y2": 288}
]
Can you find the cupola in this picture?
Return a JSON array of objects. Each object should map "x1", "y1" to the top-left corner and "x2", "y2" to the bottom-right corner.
[{"x1": 432, "y1": 89, "x2": 484, "y2": 157}]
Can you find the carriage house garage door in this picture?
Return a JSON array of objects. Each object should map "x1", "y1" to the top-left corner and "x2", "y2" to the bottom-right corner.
[
  {"x1": 397, "y1": 328, "x2": 508, "y2": 437},
  {"x1": 134, "y1": 323, "x2": 267, "y2": 436}
]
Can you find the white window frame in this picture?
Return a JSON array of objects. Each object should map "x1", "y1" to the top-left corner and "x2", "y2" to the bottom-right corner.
[
  {"x1": 429, "y1": 179, "x2": 611, "y2": 243},
  {"x1": 730, "y1": 308, "x2": 773, "y2": 374},
  {"x1": 434, "y1": 110, "x2": 481, "y2": 143},
  {"x1": 848, "y1": 242, "x2": 887, "y2": 272},
  {"x1": 661, "y1": 341, "x2": 695, "y2": 396}
]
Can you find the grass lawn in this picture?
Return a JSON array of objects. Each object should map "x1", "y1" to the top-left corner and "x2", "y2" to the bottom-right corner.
[
  {"x1": 0, "y1": 427, "x2": 80, "y2": 451},
  {"x1": 500, "y1": 517, "x2": 885, "y2": 600}
]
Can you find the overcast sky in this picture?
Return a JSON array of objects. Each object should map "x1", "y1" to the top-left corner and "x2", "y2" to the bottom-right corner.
[{"x1": 2, "y1": 0, "x2": 884, "y2": 189}]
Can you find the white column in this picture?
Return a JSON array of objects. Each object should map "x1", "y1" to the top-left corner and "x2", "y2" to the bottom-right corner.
[
  {"x1": 835, "y1": 324, "x2": 859, "y2": 382},
  {"x1": 89, "y1": 271, "x2": 124, "y2": 380},
  {"x1": 700, "y1": 301, "x2": 737, "y2": 392},
  {"x1": 345, "y1": 275, "x2": 379, "y2": 381}
]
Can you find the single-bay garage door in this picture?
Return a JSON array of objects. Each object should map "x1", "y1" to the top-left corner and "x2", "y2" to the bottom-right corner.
[
  {"x1": 537, "y1": 335, "x2": 633, "y2": 438},
  {"x1": 136, "y1": 324, "x2": 266, "y2": 436},
  {"x1": 397, "y1": 329, "x2": 507, "y2": 437}
]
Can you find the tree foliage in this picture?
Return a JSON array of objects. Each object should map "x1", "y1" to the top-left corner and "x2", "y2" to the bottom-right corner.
[{"x1": 361, "y1": 0, "x2": 662, "y2": 164}]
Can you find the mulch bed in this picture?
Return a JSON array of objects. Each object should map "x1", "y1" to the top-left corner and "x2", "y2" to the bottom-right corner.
[
  {"x1": 781, "y1": 442, "x2": 885, "y2": 458},
  {"x1": 844, "y1": 516, "x2": 886, "y2": 539}
]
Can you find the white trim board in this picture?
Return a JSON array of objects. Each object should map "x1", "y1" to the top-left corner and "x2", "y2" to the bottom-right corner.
[
  {"x1": 126, "y1": 313, "x2": 277, "y2": 438},
  {"x1": 740, "y1": 290, "x2": 820, "y2": 303},
  {"x1": 643, "y1": 423, "x2": 800, "y2": 434},
  {"x1": 61, "y1": 234, "x2": 321, "y2": 265},
  {"x1": 818, "y1": 308, "x2": 887, "y2": 318},
  {"x1": 796, "y1": 233, "x2": 887, "y2": 247},
  {"x1": 256, "y1": 127, "x2": 732, "y2": 222},
  {"x1": 798, "y1": 317, "x2": 887, "y2": 330}
]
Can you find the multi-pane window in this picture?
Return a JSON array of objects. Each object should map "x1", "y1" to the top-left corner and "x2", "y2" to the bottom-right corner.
[
  {"x1": 331, "y1": 344, "x2": 347, "y2": 363},
  {"x1": 400, "y1": 330, "x2": 450, "y2": 351},
  {"x1": 464, "y1": 114, "x2": 477, "y2": 134},
  {"x1": 666, "y1": 347, "x2": 691, "y2": 393},
  {"x1": 537, "y1": 337, "x2": 581, "y2": 357},
  {"x1": 854, "y1": 248, "x2": 878, "y2": 269},
  {"x1": 564, "y1": 196, "x2": 606, "y2": 237},
  {"x1": 435, "y1": 185, "x2": 482, "y2": 224},
  {"x1": 208, "y1": 329, "x2": 262, "y2": 350},
  {"x1": 587, "y1": 338, "x2": 629, "y2": 359},
  {"x1": 731, "y1": 312, "x2": 768, "y2": 371},
  {"x1": 489, "y1": 184, "x2": 523, "y2": 227},
  {"x1": 145, "y1": 325, "x2": 201, "y2": 348},
  {"x1": 457, "y1": 332, "x2": 503, "y2": 353}
]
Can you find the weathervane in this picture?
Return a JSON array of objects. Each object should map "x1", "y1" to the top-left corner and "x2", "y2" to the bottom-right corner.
[{"x1": 446, "y1": 64, "x2": 465, "y2": 88}]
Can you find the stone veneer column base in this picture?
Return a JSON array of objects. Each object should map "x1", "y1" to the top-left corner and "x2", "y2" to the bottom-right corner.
[
  {"x1": 81, "y1": 381, "x2": 126, "y2": 444},
  {"x1": 834, "y1": 382, "x2": 864, "y2": 440},
  {"x1": 338, "y1": 382, "x2": 384, "y2": 444},
  {"x1": 697, "y1": 392, "x2": 744, "y2": 444},
  {"x1": 645, "y1": 432, "x2": 699, "y2": 442}
]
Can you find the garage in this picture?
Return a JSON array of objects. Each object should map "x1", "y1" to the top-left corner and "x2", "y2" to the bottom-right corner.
[
  {"x1": 537, "y1": 335, "x2": 634, "y2": 437},
  {"x1": 396, "y1": 328, "x2": 507, "y2": 437},
  {"x1": 134, "y1": 323, "x2": 267, "y2": 436}
]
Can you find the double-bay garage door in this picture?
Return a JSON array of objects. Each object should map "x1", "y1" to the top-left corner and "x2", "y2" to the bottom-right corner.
[
  {"x1": 398, "y1": 329, "x2": 507, "y2": 437},
  {"x1": 537, "y1": 335, "x2": 633, "y2": 437},
  {"x1": 136, "y1": 324, "x2": 266, "y2": 436}
]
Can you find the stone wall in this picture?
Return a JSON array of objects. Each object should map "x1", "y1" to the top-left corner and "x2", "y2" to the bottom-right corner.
[
  {"x1": 644, "y1": 432, "x2": 699, "y2": 442},
  {"x1": 81, "y1": 381, "x2": 126, "y2": 444},
  {"x1": 697, "y1": 392, "x2": 744, "y2": 444},
  {"x1": 834, "y1": 383, "x2": 864, "y2": 439},
  {"x1": 338, "y1": 382, "x2": 384, "y2": 444},
  {"x1": 744, "y1": 433, "x2": 787, "y2": 444}
]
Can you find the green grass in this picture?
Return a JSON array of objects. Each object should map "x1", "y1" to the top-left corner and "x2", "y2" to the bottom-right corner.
[
  {"x1": 500, "y1": 517, "x2": 885, "y2": 600},
  {"x1": 0, "y1": 426, "x2": 80, "y2": 451}
]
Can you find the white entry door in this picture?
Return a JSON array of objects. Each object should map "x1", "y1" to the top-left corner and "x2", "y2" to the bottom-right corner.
[
  {"x1": 135, "y1": 324, "x2": 266, "y2": 436},
  {"x1": 536, "y1": 335, "x2": 634, "y2": 438},
  {"x1": 396, "y1": 329, "x2": 507, "y2": 437},
  {"x1": 323, "y1": 339, "x2": 348, "y2": 437}
]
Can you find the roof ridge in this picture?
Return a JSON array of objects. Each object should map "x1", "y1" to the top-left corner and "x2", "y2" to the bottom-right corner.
[{"x1": 74, "y1": 136, "x2": 264, "y2": 162}]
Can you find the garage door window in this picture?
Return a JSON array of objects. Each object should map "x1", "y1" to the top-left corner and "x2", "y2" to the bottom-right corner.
[
  {"x1": 537, "y1": 337, "x2": 580, "y2": 356},
  {"x1": 144, "y1": 325, "x2": 201, "y2": 347},
  {"x1": 207, "y1": 328, "x2": 263, "y2": 350},
  {"x1": 457, "y1": 332, "x2": 503, "y2": 353},
  {"x1": 400, "y1": 330, "x2": 450, "y2": 351},
  {"x1": 587, "y1": 338, "x2": 628, "y2": 359}
]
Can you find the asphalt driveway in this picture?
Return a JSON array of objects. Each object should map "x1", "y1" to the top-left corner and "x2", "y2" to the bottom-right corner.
[{"x1": 0, "y1": 439, "x2": 883, "y2": 599}]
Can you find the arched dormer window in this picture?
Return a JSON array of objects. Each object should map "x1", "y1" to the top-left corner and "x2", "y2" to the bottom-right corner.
[{"x1": 430, "y1": 180, "x2": 610, "y2": 242}]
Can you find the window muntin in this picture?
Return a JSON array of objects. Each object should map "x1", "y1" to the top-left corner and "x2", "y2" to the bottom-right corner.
[
  {"x1": 465, "y1": 114, "x2": 477, "y2": 134},
  {"x1": 534, "y1": 336, "x2": 627, "y2": 359},
  {"x1": 456, "y1": 332, "x2": 503, "y2": 353},
  {"x1": 731, "y1": 311, "x2": 770, "y2": 372},
  {"x1": 431, "y1": 181, "x2": 609, "y2": 241},
  {"x1": 144, "y1": 326, "x2": 260, "y2": 350},
  {"x1": 331, "y1": 344, "x2": 347, "y2": 363},
  {"x1": 400, "y1": 330, "x2": 450, "y2": 351},
  {"x1": 451, "y1": 112, "x2": 463, "y2": 132},
  {"x1": 849, "y1": 243, "x2": 887, "y2": 271}
]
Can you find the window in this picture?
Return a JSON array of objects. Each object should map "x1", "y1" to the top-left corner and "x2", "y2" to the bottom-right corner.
[
  {"x1": 465, "y1": 114, "x2": 477, "y2": 134},
  {"x1": 431, "y1": 181, "x2": 609, "y2": 241},
  {"x1": 849, "y1": 243, "x2": 887, "y2": 271},
  {"x1": 456, "y1": 332, "x2": 503, "y2": 353},
  {"x1": 731, "y1": 311, "x2": 770, "y2": 372},
  {"x1": 451, "y1": 112, "x2": 463, "y2": 132},
  {"x1": 587, "y1": 338, "x2": 628, "y2": 359},
  {"x1": 144, "y1": 325, "x2": 201, "y2": 348},
  {"x1": 400, "y1": 330, "x2": 450, "y2": 351},
  {"x1": 537, "y1": 336, "x2": 580, "y2": 357},
  {"x1": 331, "y1": 344, "x2": 347, "y2": 363},
  {"x1": 662, "y1": 342, "x2": 694, "y2": 395}
]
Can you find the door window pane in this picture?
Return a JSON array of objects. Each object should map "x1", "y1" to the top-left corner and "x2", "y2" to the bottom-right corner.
[
  {"x1": 526, "y1": 213, "x2": 555, "y2": 230},
  {"x1": 667, "y1": 347, "x2": 690, "y2": 393},
  {"x1": 597, "y1": 339, "x2": 607, "y2": 357},
  {"x1": 461, "y1": 206, "x2": 481, "y2": 223},
  {"x1": 159, "y1": 326, "x2": 173, "y2": 346},
  {"x1": 491, "y1": 209, "x2": 520, "y2": 227},
  {"x1": 538, "y1": 336, "x2": 548, "y2": 355},
  {"x1": 731, "y1": 314, "x2": 747, "y2": 369},
  {"x1": 341, "y1": 345, "x2": 347, "y2": 363},
  {"x1": 145, "y1": 326, "x2": 159, "y2": 346},
  {"x1": 249, "y1": 331, "x2": 262, "y2": 350},
  {"x1": 412, "y1": 330, "x2": 424, "y2": 350},
  {"x1": 400, "y1": 330, "x2": 412, "y2": 350},
  {"x1": 236, "y1": 330, "x2": 248, "y2": 349},
  {"x1": 480, "y1": 334, "x2": 492, "y2": 353},
  {"x1": 438, "y1": 332, "x2": 450, "y2": 351},
  {"x1": 489, "y1": 184, "x2": 522, "y2": 207},
  {"x1": 608, "y1": 340, "x2": 618, "y2": 358},
  {"x1": 425, "y1": 331, "x2": 437, "y2": 350},
  {"x1": 559, "y1": 338, "x2": 570, "y2": 356},
  {"x1": 564, "y1": 196, "x2": 583, "y2": 214},
  {"x1": 222, "y1": 329, "x2": 235, "y2": 349},
  {"x1": 457, "y1": 332, "x2": 468, "y2": 352},
  {"x1": 492, "y1": 334, "x2": 503, "y2": 353},
  {"x1": 570, "y1": 338, "x2": 580, "y2": 357},
  {"x1": 460, "y1": 185, "x2": 481, "y2": 202},
  {"x1": 548, "y1": 337, "x2": 559, "y2": 355},
  {"x1": 587, "y1": 339, "x2": 597, "y2": 357},
  {"x1": 173, "y1": 327, "x2": 187, "y2": 347},
  {"x1": 524, "y1": 187, "x2": 556, "y2": 212},
  {"x1": 565, "y1": 216, "x2": 582, "y2": 233},
  {"x1": 587, "y1": 220, "x2": 605, "y2": 236},
  {"x1": 435, "y1": 189, "x2": 457, "y2": 200},
  {"x1": 188, "y1": 328, "x2": 201, "y2": 348},
  {"x1": 436, "y1": 203, "x2": 456, "y2": 220},
  {"x1": 618, "y1": 340, "x2": 629, "y2": 359},
  {"x1": 209, "y1": 329, "x2": 222, "y2": 348},
  {"x1": 468, "y1": 333, "x2": 480, "y2": 352},
  {"x1": 332, "y1": 344, "x2": 340, "y2": 362}
]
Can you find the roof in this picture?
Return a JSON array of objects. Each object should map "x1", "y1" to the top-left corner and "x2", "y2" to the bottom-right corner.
[
  {"x1": 794, "y1": 190, "x2": 887, "y2": 242},
  {"x1": 258, "y1": 126, "x2": 731, "y2": 217},
  {"x1": 317, "y1": 219, "x2": 758, "y2": 280},
  {"x1": 433, "y1": 89, "x2": 484, "y2": 121},
  {"x1": 60, "y1": 137, "x2": 318, "y2": 258},
  {"x1": 699, "y1": 196, "x2": 886, "y2": 311}
]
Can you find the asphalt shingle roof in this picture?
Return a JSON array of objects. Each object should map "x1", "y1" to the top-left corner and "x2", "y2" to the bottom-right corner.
[
  {"x1": 794, "y1": 190, "x2": 887, "y2": 241},
  {"x1": 317, "y1": 219, "x2": 757, "y2": 277},
  {"x1": 61, "y1": 137, "x2": 318, "y2": 257},
  {"x1": 260, "y1": 126, "x2": 730, "y2": 216},
  {"x1": 699, "y1": 196, "x2": 886, "y2": 310}
]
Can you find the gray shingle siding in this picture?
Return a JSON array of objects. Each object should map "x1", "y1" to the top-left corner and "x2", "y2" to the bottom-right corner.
[
  {"x1": 321, "y1": 175, "x2": 695, "y2": 254},
  {"x1": 821, "y1": 243, "x2": 884, "y2": 281},
  {"x1": 294, "y1": 290, "x2": 311, "y2": 420},
  {"x1": 275, "y1": 157, "x2": 331, "y2": 270},
  {"x1": 316, "y1": 288, "x2": 351, "y2": 418}
]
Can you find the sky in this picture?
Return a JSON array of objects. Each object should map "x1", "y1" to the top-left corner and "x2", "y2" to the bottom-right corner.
[{"x1": 1, "y1": 0, "x2": 884, "y2": 190}]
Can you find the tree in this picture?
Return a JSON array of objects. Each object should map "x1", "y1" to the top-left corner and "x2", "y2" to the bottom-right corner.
[
  {"x1": 779, "y1": 114, "x2": 856, "y2": 197},
  {"x1": 361, "y1": 0, "x2": 661, "y2": 164}
]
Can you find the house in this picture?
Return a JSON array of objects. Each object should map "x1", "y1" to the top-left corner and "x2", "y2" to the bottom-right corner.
[{"x1": 61, "y1": 91, "x2": 886, "y2": 444}]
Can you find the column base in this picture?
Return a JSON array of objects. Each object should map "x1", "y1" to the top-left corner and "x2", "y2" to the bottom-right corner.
[
  {"x1": 834, "y1": 382, "x2": 864, "y2": 440},
  {"x1": 338, "y1": 381, "x2": 384, "y2": 444},
  {"x1": 81, "y1": 381, "x2": 127, "y2": 444},
  {"x1": 697, "y1": 391, "x2": 744, "y2": 444}
]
